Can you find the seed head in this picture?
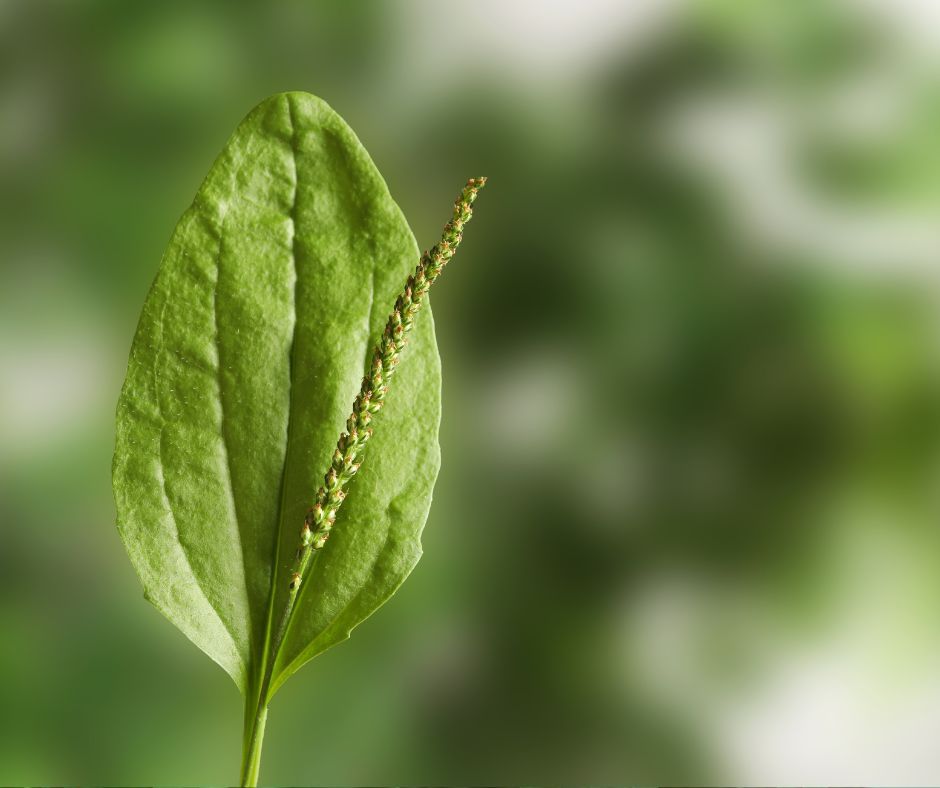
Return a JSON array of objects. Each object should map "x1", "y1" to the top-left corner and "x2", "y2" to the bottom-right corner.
[{"x1": 283, "y1": 176, "x2": 487, "y2": 594}]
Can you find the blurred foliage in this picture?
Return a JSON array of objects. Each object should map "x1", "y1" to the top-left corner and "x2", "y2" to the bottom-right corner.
[{"x1": 3, "y1": 0, "x2": 940, "y2": 783}]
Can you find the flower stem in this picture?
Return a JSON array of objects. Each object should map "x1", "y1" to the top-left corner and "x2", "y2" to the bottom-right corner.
[{"x1": 239, "y1": 176, "x2": 487, "y2": 785}]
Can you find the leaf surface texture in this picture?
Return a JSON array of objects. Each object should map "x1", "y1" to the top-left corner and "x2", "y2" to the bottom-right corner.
[{"x1": 113, "y1": 92, "x2": 440, "y2": 694}]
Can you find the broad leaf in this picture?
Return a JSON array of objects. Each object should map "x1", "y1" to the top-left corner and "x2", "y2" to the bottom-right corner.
[{"x1": 112, "y1": 92, "x2": 441, "y2": 697}]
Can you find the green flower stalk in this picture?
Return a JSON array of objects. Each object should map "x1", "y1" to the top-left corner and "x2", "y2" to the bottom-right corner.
[
  {"x1": 295, "y1": 175, "x2": 486, "y2": 582},
  {"x1": 241, "y1": 176, "x2": 487, "y2": 784}
]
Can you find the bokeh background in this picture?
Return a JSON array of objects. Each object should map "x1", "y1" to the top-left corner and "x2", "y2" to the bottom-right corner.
[{"x1": 4, "y1": 0, "x2": 940, "y2": 783}]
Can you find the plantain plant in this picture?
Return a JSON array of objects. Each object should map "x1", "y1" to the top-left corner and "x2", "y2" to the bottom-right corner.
[{"x1": 111, "y1": 90, "x2": 486, "y2": 785}]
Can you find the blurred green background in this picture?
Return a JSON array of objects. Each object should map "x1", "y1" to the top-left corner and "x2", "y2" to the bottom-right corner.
[{"x1": 4, "y1": 0, "x2": 940, "y2": 783}]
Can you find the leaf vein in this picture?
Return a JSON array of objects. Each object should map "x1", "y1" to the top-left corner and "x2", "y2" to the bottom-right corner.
[
  {"x1": 258, "y1": 92, "x2": 303, "y2": 688},
  {"x1": 211, "y1": 200, "x2": 254, "y2": 661}
]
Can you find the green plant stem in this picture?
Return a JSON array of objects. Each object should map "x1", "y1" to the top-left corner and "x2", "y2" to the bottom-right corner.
[
  {"x1": 238, "y1": 177, "x2": 486, "y2": 785},
  {"x1": 238, "y1": 548, "x2": 309, "y2": 786},
  {"x1": 240, "y1": 691, "x2": 268, "y2": 786}
]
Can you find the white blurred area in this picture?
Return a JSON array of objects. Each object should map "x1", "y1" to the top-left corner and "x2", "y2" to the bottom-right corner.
[
  {"x1": 400, "y1": 0, "x2": 684, "y2": 86},
  {"x1": 664, "y1": 91, "x2": 940, "y2": 278},
  {"x1": 623, "y1": 510, "x2": 940, "y2": 782}
]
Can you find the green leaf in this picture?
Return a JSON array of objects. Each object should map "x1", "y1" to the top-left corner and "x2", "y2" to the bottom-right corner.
[{"x1": 112, "y1": 91, "x2": 441, "y2": 697}]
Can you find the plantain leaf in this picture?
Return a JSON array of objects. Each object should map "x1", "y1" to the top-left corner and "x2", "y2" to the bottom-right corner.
[{"x1": 112, "y1": 91, "x2": 440, "y2": 698}]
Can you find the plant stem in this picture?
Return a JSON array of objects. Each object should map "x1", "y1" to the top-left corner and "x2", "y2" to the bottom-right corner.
[
  {"x1": 239, "y1": 177, "x2": 487, "y2": 785},
  {"x1": 240, "y1": 690, "x2": 268, "y2": 787}
]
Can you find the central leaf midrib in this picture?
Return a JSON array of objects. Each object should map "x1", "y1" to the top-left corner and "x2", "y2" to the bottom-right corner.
[{"x1": 256, "y1": 93, "x2": 303, "y2": 697}]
